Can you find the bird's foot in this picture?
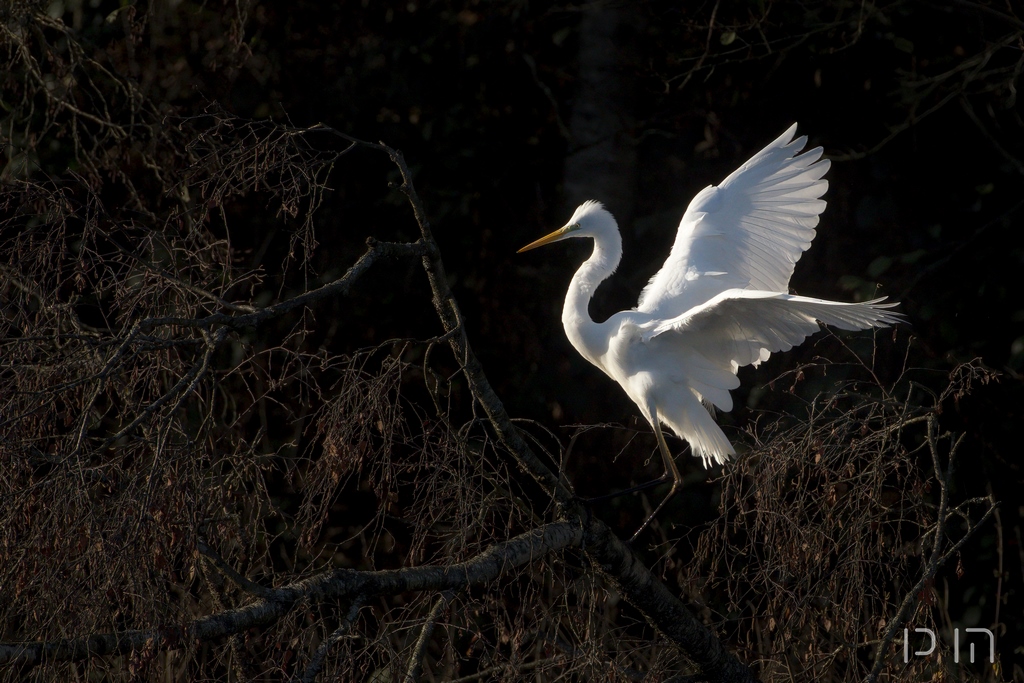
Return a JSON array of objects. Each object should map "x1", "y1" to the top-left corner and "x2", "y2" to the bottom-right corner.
[{"x1": 629, "y1": 480, "x2": 680, "y2": 543}]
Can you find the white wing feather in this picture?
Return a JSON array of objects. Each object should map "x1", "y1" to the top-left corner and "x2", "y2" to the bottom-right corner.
[
  {"x1": 637, "y1": 124, "x2": 830, "y2": 318},
  {"x1": 634, "y1": 290, "x2": 903, "y2": 466},
  {"x1": 642, "y1": 289, "x2": 905, "y2": 372}
]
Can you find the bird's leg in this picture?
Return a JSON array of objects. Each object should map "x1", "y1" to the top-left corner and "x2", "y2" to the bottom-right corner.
[
  {"x1": 584, "y1": 418, "x2": 674, "y2": 504},
  {"x1": 629, "y1": 416, "x2": 682, "y2": 542}
]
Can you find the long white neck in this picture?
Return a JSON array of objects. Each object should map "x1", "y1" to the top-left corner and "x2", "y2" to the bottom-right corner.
[{"x1": 562, "y1": 230, "x2": 622, "y2": 365}]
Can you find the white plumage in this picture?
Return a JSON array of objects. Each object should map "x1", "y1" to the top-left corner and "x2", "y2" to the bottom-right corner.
[{"x1": 518, "y1": 124, "x2": 902, "y2": 529}]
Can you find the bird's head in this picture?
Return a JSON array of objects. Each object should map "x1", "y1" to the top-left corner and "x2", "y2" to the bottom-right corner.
[{"x1": 517, "y1": 200, "x2": 617, "y2": 253}]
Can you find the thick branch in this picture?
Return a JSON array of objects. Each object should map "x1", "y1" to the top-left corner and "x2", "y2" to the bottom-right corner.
[
  {"x1": 0, "y1": 522, "x2": 581, "y2": 668},
  {"x1": 584, "y1": 519, "x2": 756, "y2": 683}
]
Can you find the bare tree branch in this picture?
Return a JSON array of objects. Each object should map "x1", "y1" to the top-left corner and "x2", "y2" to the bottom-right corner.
[
  {"x1": 325, "y1": 131, "x2": 578, "y2": 508},
  {"x1": 0, "y1": 522, "x2": 582, "y2": 668},
  {"x1": 583, "y1": 517, "x2": 755, "y2": 683}
]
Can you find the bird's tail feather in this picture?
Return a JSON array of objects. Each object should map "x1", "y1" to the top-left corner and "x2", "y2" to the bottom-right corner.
[{"x1": 659, "y1": 390, "x2": 735, "y2": 467}]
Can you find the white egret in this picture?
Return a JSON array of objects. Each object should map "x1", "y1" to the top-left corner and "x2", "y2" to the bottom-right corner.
[{"x1": 519, "y1": 124, "x2": 903, "y2": 532}]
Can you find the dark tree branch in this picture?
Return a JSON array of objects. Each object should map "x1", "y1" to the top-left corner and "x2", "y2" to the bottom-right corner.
[
  {"x1": 830, "y1": 30, "x2": 1022, "y2": 162},
  {"x1": 583, "y1": 518, "x2": 755, "y2": 683},
  {"x1": 378, "y1": 141, "x2": 578, "y2": 510},
  {"x1": 0, "y1": 522, "x2": 582, "y2": 668},
  {"x1": 102, "y1": 328, "x2": 224, "y2": 447},
  {"x1": 948, "y1": 0, "x2": 1024, "y2": 32},
  {"x1": 197, "y1": 539, "x2": 275, "y2": 600}
]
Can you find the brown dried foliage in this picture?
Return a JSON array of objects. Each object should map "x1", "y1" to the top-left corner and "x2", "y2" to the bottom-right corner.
[{"x1": 681, "y1": 362, "x2": 999, "y2": 681}]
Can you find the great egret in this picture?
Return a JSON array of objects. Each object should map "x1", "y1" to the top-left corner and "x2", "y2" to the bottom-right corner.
[{"x1": 519, "y1": 124, "x2": 903, "y2": 532}]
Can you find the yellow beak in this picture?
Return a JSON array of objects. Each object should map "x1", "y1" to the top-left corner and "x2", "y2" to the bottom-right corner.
[{"x1": 517, "y1": 225, "x2": 572, "y2": 253}]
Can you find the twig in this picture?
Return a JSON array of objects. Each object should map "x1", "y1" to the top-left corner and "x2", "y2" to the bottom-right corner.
[
  {"x1": 948, "y1": 0, "x2": 1024, "y2": 32},
  {"x1": 403, "y1": 592, "x2": 452, "y2": 683},
  {"x1": 125, "y1": 237, "x2": 431, "y2": 333},
  {"x1": 864, "y1": 415, "x2": 998, "y2": 682},
  {"x1": 673, "y1": 0, "x2": 720, "y2": 93},
  {"x1": 197, "y1": 539, "x2": 274, "y2": 599},
  {"x1": 102, "y1": 328, "x2": 223, "y2": 446},
  {"x1": 581, "y1": 512, "x2": 756, "y2": 683},
  {"x1": 832, "y1": 31, "x2": 1021, "y2": 162},
  {"x1": 295, "y1": 601, "x2": 362, "y2": 683},
  {"x1": 959, "y1": 97, "x2": 1024, "y2": 175},
  {"x1": 444, "y1": 654, "x2": 569, "y2": 683}
]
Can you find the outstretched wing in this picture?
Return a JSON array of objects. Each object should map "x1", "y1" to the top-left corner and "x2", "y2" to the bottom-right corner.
[
  {"x1": 641, "y1": 289, "x2": 904, "y2": 373},
  {"x1": 632, "y1": 289, "x2": 902, "y2": 466},
  {"x1": 637, "y1": 124, "x2": 830, "y2": 319}
]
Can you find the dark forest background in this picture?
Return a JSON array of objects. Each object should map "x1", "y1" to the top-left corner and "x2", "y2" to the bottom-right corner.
[{"x1": 2, "y1": 0, "x2": 1023, "y2": 681}]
